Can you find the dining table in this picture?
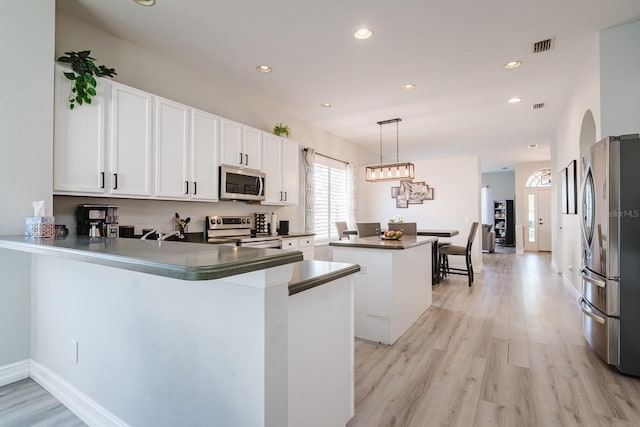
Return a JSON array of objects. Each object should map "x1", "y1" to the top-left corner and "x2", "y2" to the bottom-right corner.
[{"x1": 342, "y1": 229, "x2": 459, "y2": 284}]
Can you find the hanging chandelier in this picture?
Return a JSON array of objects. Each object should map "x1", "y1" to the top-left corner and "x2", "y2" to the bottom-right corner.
[{"x1": 365, "y1": 118, "x2": 415, "y2": 182}]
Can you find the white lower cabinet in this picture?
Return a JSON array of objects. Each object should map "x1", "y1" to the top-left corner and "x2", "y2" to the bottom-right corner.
[{"x1": 282, "y1": 236, "x2": 315, "y2": 260}]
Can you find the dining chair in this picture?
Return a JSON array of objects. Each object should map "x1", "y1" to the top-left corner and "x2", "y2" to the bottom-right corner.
[
  {"x1": 387, "y1": 222, "x2": 417, "y2": 235},
  {"x1": 356, "y1": 222, "x2": 381, "y2": 237},
  {"x1": 439, "y1": 222, "x2": 479, "y2": 287},
  {"x1": 335, "y1": 221, "x2": 349, "y2": 240}
]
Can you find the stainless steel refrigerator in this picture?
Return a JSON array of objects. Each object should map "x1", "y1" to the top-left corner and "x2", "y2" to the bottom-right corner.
[{"x1": 580, "y1": 134, "x2": 640, "y2": 376}]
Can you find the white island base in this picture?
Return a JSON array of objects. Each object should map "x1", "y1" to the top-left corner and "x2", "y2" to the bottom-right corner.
[{"x1": 332, "y1": 238, "x2": 432, "y2": 345}]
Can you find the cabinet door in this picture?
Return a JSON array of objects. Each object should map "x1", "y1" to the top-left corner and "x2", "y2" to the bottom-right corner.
[
  {"x1": 262, "y1": 133, "x2": 283, "y2": 204},
  {"x1": 281, "y1": 138, "x2": 299, "y2": 205},
  {"x1": 220, "y1": 119, "x2": 243, "y2": 167},
  {"x1": 243, "y1": 126, "x2": 263, "y2": 171},
  {"x1": 191, "y1": 109, "x2": 219, "y2": 201},
  {"x1": 154, "y1": 97, "x2": 189, "y2": 199},
  {"x1": 53, "y1": 65, "x2": 107, "y2": 194},
  {"x1": 110, "y1": 83, "x2": 153, "y2": 196}
]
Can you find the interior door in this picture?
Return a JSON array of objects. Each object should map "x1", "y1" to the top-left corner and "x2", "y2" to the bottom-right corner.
[{"x1": 538, "y1": 189, "x2": 552, "y2": 251}]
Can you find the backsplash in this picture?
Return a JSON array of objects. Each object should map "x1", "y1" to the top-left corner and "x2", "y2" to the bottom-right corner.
[{"x1": 53, "y1": 196, "x2": 302, "y2": 237}]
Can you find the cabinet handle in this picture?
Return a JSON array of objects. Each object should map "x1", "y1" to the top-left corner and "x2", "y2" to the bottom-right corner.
[
  {"x1": 280, "y1": 191, "x2": 283, "y2": 201},
  {"x1": 100, "y1": 172, "x2": 105, "y2": 189},
  {"x1": 245, "y1": 154, "x2": 248, "y2": 165},
  {"x1": 193, "y1": 181, "x2": 197, "y2": 195},
  {"x1": 185, "y1": 181, "x2": 189, "y2": 195},
  {"x1": 284, "y1": 191, "x2": 287, "y2": 201},
  {"x1": 239, "y1": 153, "x2": 243, "y2": 165},
  {"x1": 113, "y1": 173, "x2": 118, "y2": 190}
]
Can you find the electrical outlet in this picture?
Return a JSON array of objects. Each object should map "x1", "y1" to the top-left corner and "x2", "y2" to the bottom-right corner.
[{"x1": 71, "y1": 339, "x2": 79, "y2": 363}]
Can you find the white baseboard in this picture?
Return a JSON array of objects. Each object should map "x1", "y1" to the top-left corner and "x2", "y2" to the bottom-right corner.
[
  {"x1": 563, "y1": 274, "x2": 581, "y2": 298},
  {"x1": 30, "y1": 360, "x2": 129, "y2": 427},
  {"x1": 551, "y1": 259, "x2": 559, "y2": 274},
  {"x1": 0, "y1": 359, "x2": 30, "y2": 387}
]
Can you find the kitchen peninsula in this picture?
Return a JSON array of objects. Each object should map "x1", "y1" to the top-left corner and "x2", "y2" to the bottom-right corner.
[
  {"x1": 0, "y1": 236, "x2": 358, "y2": 427},
  {"x1": 330, "y1": 235, "x2": 436, "y2": 345}
]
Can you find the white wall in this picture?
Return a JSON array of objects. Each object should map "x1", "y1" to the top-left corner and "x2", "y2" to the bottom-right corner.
[
  {"x1": 482, "y1": 171, "x2": 515, "y2": 225},
  {"x1": 357, "y1": 156, "x2": 482, "y2": 271},
  {"x1": 551, "y1": 33, "x2": 602, "y2": 291},
  {"x1": 54, "y1": 11, "x2": 376, "y2": 235},
  {"x1": 600, "y1": 20, "x2": 640, "y2": 137},
  {"x1": 0, "y1": 1, "x2": 55, "y2": 367}
]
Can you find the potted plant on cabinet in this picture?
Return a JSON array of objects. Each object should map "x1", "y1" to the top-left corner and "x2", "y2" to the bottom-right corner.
[
  {"x1": 57, "y1": 50, "x2": 117, "y2": 110},
  {"x1": 273, "y1": 122, "x2": 291, "y2": 138}
]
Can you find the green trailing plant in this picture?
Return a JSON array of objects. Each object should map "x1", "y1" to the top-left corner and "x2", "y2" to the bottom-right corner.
[
  {"x1": 57, "y1": 50, "x2": 117, "y2": 110},
  {"x1": 273, "y1": 122, "x2": 291, "y2": 138}
]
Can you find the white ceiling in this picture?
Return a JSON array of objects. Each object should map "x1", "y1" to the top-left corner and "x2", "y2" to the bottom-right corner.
[{"x1": 57, "y1": 0, "x2": 640, "y2": 172}]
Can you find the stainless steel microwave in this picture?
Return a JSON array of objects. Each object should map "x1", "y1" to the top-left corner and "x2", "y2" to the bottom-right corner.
[{"x1": 219, "y1": 165, "x2": 265, "y2": 201}]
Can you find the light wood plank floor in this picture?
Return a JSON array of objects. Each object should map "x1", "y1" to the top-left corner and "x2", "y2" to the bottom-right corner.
[
  {"x1": 348, "y1": 252, "x2": 640, "y2": 427},
  {"x1": 0, "y1": 378, "x2": 85, "y2": 427}
]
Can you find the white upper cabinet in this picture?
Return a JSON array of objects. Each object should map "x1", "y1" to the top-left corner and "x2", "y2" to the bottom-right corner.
[
  {"x1": 110, "y1": 83, "x2": 153, "y2": 197},
  {"x1": 243, "y1": 126, "x2": 263, "y2": 171},
  {"x1": 220, "y1": 119, "x2": 263, "y2": 171},
  {"x1": 53, "y1": 65, "x2": 108, "y2": 194},
  {"x1": 154, "y1": 97, "x2": 190, "y2": 199},
  {"x1": 190, "y1": 109, "x2": 219, "y2": 201},
  {"x1": 281, "y1": 138, "x2": 299, "y2": 205},
  {"x1": 262, "y1": 134, "x2": 299, "y2": 205}
]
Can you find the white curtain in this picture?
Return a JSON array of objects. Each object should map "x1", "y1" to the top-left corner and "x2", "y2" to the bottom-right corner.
[
  {"x1": 303, "y1": 148, "x2": 315, "y2": 233},
  {"x1": 347, "y1": 162, "x2": 357, "y2": 229}
]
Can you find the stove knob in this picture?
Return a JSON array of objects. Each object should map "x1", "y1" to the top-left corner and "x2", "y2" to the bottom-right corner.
[
  {"x1": 217, "y1": 219, "x2": 222, "y2": 224},
  {"x1": 241, "y1": 218, "x2": 247, "y2": 224},
  {"x1": 247, "y1": 218, "x2": 252, "y2": 224}
]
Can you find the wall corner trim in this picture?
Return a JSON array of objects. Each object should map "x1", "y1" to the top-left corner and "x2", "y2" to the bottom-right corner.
[
  {"x1": 0, "y1": 359, "x2": 30, "y2": 387},
  {"x1": 30, "y1": 360, "x2": 129, "y2": 427}
]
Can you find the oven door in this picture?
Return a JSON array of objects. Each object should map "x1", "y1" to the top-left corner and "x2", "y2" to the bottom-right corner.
[
  {"x1": 220, "y1": 166, "x2": 265, "y2": 201},
  {"x1": 239, "y1": 239, "x2": 281, "y2": 249}
]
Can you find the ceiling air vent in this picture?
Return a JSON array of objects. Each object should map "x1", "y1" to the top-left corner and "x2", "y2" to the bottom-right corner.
[
  {"x1": 531, "y1": 103, "x2": 545, "y2": 110},
  {"x1": 532, "y1": 38, "x2": 554, "y2": 54}
]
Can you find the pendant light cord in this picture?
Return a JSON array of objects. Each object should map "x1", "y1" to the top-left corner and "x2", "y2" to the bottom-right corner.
[
  {"x1": 396, "y1": 120, "x2": 399, "y2": 164},
  {"x1": 379, "y1": 124, "x2": 383, "y2": 165}
]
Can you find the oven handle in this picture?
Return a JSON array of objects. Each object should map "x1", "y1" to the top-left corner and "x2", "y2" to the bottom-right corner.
[
  {"x1": 581, "y1": 269, "x2": 605, "y2": 288},
  {"x1": 579, "y1": 297, "x2": 606, "y2": 325}
]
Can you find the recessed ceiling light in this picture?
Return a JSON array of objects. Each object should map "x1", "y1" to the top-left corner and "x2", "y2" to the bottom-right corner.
[
  {"x1": 401, "y1": 84, "x2": 416, "y2": 90},
  {"x1": 256, "y1": 65, "x2": 272, "y2": 73},
  {"x1": 321, "y1": 103, "x2": 332, "y2": 108},
  {"x1": 504, "y1": 60, "x2": 521, "y2": 69},
  {"x1": 133, "y1": 0, "x2": 156, "y2": 5},
  {"x1": 508, "y1": 97, "x2": 522, "y2": 104},
  {"x1": 354, "y1": 28, "x2": 373, "y2": 40},
  {"x1": 528, "y1": 144, "x2": 538, "y2": 148}
]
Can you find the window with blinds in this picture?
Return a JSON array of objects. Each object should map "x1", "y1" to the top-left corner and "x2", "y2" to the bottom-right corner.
[{"x1": 314, "y1": 156, "x2": 347, "y2": 243}]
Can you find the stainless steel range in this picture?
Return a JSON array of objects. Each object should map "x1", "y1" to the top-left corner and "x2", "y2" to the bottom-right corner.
[{"x1": 206, "y1": 215, "x2": 282, "y2": 248}]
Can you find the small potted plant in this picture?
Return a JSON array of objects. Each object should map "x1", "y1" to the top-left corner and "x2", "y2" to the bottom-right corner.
[
  {"x1": 57, "y1": 50, "x2": 117, "y2": 110},
  {"x1": 273, "y1": 122, "x2": 291, "y2": 138}
]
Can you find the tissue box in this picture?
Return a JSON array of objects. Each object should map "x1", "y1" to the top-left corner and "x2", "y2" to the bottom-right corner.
[{"x1": 25, "y1": 216, "x2": 55, "y2": 238}]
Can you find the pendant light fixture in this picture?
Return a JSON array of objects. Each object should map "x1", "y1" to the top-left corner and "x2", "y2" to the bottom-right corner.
[{"x1": 365, "y1": 118, "x2": 415, "y2": 182}]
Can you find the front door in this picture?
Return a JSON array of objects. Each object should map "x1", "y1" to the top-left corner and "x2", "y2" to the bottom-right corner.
[
  {"x1": 538, "y1": 189, "x2": 551, "y2": 251},
  {"x1": 525, "y1": 188, "x2": 552, "y2": 252}
]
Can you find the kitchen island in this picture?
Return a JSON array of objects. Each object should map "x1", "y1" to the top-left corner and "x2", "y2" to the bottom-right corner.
[
  {"x1": 330, "y1": 235, "x2": 436, "y2": 345},
  {"x1": 0, "y1": 236, "x2": 358, "y2": 427}
]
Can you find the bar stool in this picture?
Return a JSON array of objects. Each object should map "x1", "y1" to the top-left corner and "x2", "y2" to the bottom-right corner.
[{"x1": 439, "y1": 222, "x2": 479, "y2": 287}]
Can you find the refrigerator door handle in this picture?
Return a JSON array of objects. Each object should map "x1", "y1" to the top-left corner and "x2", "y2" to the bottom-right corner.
[
  {"x1": 579, "y1": 297, "x2": 606, "y2": 325},
  {"x1": 581, "y1": 269, "x2": 606, "y2": 288}
]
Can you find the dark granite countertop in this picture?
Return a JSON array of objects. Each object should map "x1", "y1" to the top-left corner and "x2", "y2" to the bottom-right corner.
[
  {"x1": 329, "y1": 235, "x2": 437, "y2": 250},
  {"x1": 288, "y1": 260, "x2": 360, "y2": 296},
  {"x1": 0, "y1": 236, "x2": 302, "y2": 281}
]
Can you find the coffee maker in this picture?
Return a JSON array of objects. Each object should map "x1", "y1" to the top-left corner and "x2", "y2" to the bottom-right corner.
[{"x1": 76, "y1": 204, "x2": 119, "y2": 238}]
